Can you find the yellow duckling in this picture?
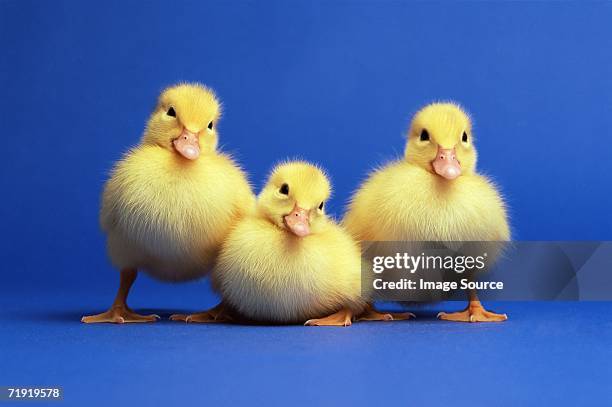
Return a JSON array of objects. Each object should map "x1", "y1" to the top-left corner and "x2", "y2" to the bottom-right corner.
[
  {"x1": 344, "y1": 102, "x2": 510, "y2": 322},
  {"x1": 82, "y1": 83, "x2": 255, "y2": 324},
  {"x1": 211, "y1": 161, "x2": 366, "y2": 326}
]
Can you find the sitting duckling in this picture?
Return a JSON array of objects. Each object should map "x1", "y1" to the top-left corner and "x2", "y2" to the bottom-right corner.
[
  {"x1": 82, "y1": 83, "x2": 255, "y2": 324},
  {"x1": 344, "y1": 103, "x2": 510, "y2": 322},
  {"x1": 211, "y1": 161, "x2": 366, "y2": 326}
]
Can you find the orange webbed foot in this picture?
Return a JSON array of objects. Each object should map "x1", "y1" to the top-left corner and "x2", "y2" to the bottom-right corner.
[
  {"x1": 81, "y1": 306, "x2": 159, "y2": 324},
  {"x1": 170, "y1": 303, "x2": 232, "y2": 323},
  {"x1": 357, "y1": 304, "x2": 415, "y2": 322},
  {"x1": 304, "y1": 308, "x2": 353, "y2": 327},
  {"x1": 438, "y1": 302, "x2": 508, "y2": 323}
]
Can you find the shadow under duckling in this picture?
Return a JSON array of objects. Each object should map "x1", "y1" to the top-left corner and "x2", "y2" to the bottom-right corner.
[
  {"x1": 82, "y1": 83, "x2": 255, "y2": 324},
  {"x1": 205, "y1": 161, "x2": 377, "y2": 326},
  {"x1": 344, "y1": 102, "x2": 510, "y2": 322}
]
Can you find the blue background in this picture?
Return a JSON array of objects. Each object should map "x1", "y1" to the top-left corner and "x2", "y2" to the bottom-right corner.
[{"x1": 1, "y1": 1, "x2": 611, "y2": 406}]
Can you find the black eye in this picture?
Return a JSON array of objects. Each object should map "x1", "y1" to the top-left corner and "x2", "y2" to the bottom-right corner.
[
  {"x1": 208, "y1": 121, "x2": 214, "y2": 130},
  {"x1": 420, "y1": 129, "x2": 430, "y2": 141},
  {"x1": 319, "y1": 202, "x2": 324, "y2": 210},
  {"x1": 167, "y1": 107, "x2": 176, "y2": 117},
  {"x1": 462, "y1": 132, "x2": 468, "y2": 143},
  {"x1": 279, "y1": 183, "x2": 289, "y2": 195}
]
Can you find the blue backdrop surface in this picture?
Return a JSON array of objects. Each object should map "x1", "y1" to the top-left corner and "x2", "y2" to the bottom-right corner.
[{"x1": 1, "y1": 1, "x2": 611, "y2": 406}]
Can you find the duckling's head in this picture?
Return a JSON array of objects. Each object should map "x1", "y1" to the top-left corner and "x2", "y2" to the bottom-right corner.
[
  {"x1": 142, "y1": 83, "x2": 221, "y2": 160},
  {"x1": 258, "y1": 161, "x2": 331, "y2": 237},
  {"x1": 404, "y1": 102, "x2": 477, "y2": 180}
]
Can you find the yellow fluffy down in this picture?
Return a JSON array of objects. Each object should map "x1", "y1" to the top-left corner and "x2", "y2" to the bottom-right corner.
[
  {"x1": 344, "y1": 161, "x2": 510, "y2": 242},
  {"x1": 101, "y1": 145, "x2": 255, "y2": 281},
  {"x1": 214, "y1": 217, "x2": 365, "y2": 323},
  {"x1": 344, "y1": 102, "x2": 509, "y2": 243},
  {"x1": 212, "y1": 161, "x2": 366, "y2": 324}
]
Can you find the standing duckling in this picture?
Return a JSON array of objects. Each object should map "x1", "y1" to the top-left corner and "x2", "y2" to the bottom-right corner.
[
  {"x1": 211, "y1": 161, "x2": 365, "y2": 326},
  {"x1": 344, "y1": 103, "x2": 510, "y2": 322},
  {"x1": 82, "y1": 83, "x2": 255, "y2": 324}
]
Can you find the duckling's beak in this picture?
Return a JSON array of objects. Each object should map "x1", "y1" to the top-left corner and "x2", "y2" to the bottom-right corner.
[
  {"x1": 432, "y1": 146, "x2": 461, "y2": 180},
  {"x1": 173, "y1": 129, "x2": 200, "y2": 160},
  {"x1": 284, "y1": 205, "x2": 310, "y2": 237}
]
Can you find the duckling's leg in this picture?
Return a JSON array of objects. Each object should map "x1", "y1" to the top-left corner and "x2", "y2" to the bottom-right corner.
[
  {"x1": 304, "y1": 308, "x2": 354, "y2": 327},
  {"x1": 437, "y1": 290, "x2": 507, "y2": 323},
  {"x1": 169, "y1": 303, "x2": 233, "y2": 323},
  {"x1": 357, "y1": 303, "x2": 415, "y2": 322},
  {"x1": 81, "y1": 269, "x2": 159, "y2": 324}
]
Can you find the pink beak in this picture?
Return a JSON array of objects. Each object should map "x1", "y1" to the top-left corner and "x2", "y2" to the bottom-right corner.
[
  {"x1": 284, "y1": 205, "x2": 311, "y2": 237},
  {"x1": 432, "y1": 147, "x2": 461, "y2": 180},
  {"x1": 173, "y1": 129, "x2": 200, "y2": 160}
]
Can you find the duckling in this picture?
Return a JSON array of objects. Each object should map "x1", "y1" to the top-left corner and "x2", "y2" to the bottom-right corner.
[
  {"x1": 82, "y1": 83, "x2": 255, "y2": 324},
  {"x1": 344, "y1": 102, "x2": 510, "y2": 322},
  {"x1": 210, "y1": 161, "x2": 366, "y2": 326}
]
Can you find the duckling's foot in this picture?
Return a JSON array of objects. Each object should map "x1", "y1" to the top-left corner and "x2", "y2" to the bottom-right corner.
[
  {"x1": 304, "y1": 308, "x2": 353, "y2": 327},
  {"x1": 81, "y1": 305, "x2": 160, "y2": 324},
  {"x1": 437, "y1": 300, "x2": 508, "y2": 323},
  {"x1": 170, "y1": 303, "x2": 232, "y2": 323},
  {"x1": 357, "y1": 304, "x2": 415, "y2": 322}
]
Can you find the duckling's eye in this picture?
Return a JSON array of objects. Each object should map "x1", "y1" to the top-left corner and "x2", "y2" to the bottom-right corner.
[
  {"x1": 462, "y1": 132, "x2": 468, "y2": 143},
  {"x1": 208, "y1": 121, "x2": 214, "y2": 130},
  {"x1": 167, "y1": 107, "x2": 176, "y2": 117},
  {"x1": 279, "y1": 183, "x2": 289, "y2": 195},
  {"x1": 319, "y1": 202, "x2": 324, "y2": 210},
  {"x1": 420, "y1": 129, "x2": 430, "y2": 141}
]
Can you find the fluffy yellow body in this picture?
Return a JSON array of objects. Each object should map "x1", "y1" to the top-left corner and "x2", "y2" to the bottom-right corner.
[
  {"x1": 214, "y1": 214, "x2": 365, "y2": 324},
  {"x1": 344, "y1": 161, "x2": 510, "y2": 242},
  {"x1": 101, "y1": 145, "x2": 254, "y2": 281}
]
